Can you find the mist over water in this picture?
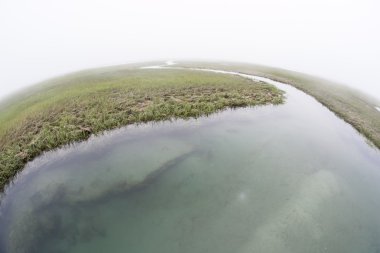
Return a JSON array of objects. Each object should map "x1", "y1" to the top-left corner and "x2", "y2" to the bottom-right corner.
[
  {"x1": 1, "y1": 74, "x2": 380, "y2": 253},
  {"x1": 1, "y1": 0, "x2": 380, "y2": 100}
]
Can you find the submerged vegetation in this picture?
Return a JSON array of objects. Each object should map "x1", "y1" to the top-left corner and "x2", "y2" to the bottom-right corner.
[
  {"x1": 0, "y1": 68, "x2": 284, "y2": 190},
  {"x1": 177, "y1": 62, "x2": 380, "y2": 149}
]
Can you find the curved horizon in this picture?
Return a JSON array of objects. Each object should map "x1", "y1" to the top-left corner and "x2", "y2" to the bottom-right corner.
[
  {"x1": 1, "y1": 0, "x2": 379, "y2": 100},
  {"x1": 1, "y1": 60, "x2": 379, "y2": 105}
]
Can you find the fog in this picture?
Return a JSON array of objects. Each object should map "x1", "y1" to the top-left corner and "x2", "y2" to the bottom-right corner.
[{"x1": 0, "y1": 0, "x2": 379, "y2": 100}]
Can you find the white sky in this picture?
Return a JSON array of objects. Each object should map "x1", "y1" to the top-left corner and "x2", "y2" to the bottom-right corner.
[{"x1": 0, "y1": 0, "x2": 379, "y2": 100}]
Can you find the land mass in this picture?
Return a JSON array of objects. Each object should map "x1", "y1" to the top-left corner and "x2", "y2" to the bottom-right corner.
[{"x1": 0, "y1": 66, "x2": 283, "y2": 190}]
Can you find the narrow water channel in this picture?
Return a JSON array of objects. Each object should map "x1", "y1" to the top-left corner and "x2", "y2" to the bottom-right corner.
[{"x1": 1, "y1": 67, "x2": 380, "y2": 253}]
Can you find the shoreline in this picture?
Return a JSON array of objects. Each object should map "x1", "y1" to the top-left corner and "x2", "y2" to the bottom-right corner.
[
  {"x1": 0, "y1": 65, "x2": 284, "y2": 191},
  {"x1": 175, "y1": 61, "x2": 380, "y2": 150}
]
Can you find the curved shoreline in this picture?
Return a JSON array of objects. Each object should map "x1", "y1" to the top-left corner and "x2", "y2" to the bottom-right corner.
[
  {"x1": 171, "y1": 62, "x2": 380, "y2": 150},
  {"x1": 0, "y1": 64, "x2": 284, "y2": 191}
]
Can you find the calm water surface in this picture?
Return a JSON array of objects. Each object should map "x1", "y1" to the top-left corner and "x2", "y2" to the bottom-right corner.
[{"x1": 1, "y1": 70, "x2": 380, "y2": 253}]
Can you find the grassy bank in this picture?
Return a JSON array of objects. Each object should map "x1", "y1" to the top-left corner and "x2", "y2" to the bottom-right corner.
[
  {"x1": 0, "y1": 67, "x2": 284, "y2": 190},
  {"x1": 177, "y1": 62, "x2": 380, "y2": 149}
]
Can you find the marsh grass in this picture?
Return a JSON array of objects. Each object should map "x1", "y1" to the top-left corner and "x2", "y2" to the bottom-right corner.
[{"x1": 0, "y1": 68, "x2": 284, "y2": 190}]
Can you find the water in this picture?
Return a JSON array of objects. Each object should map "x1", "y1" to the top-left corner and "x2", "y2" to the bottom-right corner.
[{"x1": 1, "y1": 70, "x2": 380, "y2": 253}]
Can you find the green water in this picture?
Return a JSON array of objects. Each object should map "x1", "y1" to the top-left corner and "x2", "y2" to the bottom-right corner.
[{"x1": 1, "y1": 75, "x2": 380, "y2": 253}]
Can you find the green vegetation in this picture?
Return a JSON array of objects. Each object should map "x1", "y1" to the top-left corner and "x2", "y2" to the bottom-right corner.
[
  {"x1": 3, "y1": 61, "x2": 377, "y2": 192},
  {"x1": 0, "y1": 68, "x2": 284, "y2": 190},
  {"x1": 177, "y1": 62, "x2": 380, "y2": 149}
]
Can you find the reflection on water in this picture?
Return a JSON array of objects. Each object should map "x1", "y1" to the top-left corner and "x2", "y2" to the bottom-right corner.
[{"x1": 1, "y1": 74, "x2": 380, "y2": 253}]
